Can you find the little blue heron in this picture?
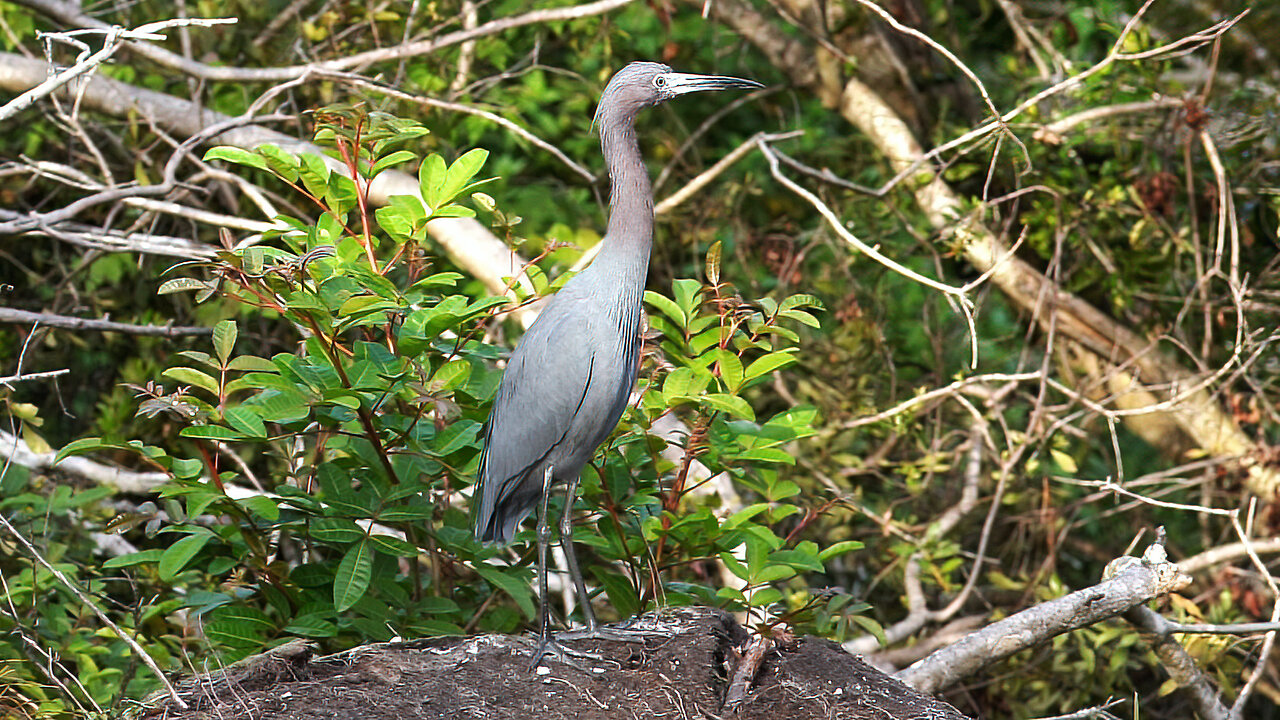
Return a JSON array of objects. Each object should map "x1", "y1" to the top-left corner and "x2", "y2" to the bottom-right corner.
[{"x1": 472, "y1": 62, "x2": 761, "y2": 662}]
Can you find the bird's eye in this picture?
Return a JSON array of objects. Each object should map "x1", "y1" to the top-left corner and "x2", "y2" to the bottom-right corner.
[{"x1": 653, "y1": 76, "x2": 667, "y2": 89}]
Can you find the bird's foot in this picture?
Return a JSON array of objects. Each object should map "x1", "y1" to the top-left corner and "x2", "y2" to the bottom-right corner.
[
  {"x1": 528, "y1": 634, "x2": 603, "y2": 671},
  {"x1": 555, "y1": 623, "x2": 661, "y2": 644}
]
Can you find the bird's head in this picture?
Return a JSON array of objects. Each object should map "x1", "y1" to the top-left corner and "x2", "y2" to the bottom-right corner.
[{"x1": 594, "y1": 61, "x2": 762, "y2": 129}]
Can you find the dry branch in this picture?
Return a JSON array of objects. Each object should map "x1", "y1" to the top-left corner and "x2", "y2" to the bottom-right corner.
[
  {"x1": 0, "y1": 307, "x2": 214, "y2": 336},
  {"x1": 695, "y1": 0, "x2": 1277, "y2": 498},
  {"x1": 15, "y1": 0, "x2": 636, "y2": 82},
  {"x1": 896, "y1": 538, "x2": 1191, "y2": 694},
  {"x1": 0, "y1": 52, "x2": 539, "y2": 328}
]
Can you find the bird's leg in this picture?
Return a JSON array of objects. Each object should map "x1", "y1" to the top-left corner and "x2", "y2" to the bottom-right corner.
[
  {"x1": 529, "y1": 465, "x2": 598, "y2": 668},
  {"x1": 554, "y1": 472, "x2": 661, "y2": 646},
  {"x1": 535, "y1": 464, "x2": 554, "y2": 648},
  {"x1": 556, "y1": 473, "x2": 598, "y2": 633}
]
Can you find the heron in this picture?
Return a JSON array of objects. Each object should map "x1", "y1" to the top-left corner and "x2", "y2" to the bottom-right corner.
[{"x1": 472, "y1": 61, "x2": 761, "y2": 662}]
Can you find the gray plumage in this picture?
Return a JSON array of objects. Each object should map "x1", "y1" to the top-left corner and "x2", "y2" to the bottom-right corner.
[
  {"x1": 473, "y1": 62, "x2": 761, "y2": 544},
  {"x1": 471, "y1": 62, "x2": 760, "y2": 658}
]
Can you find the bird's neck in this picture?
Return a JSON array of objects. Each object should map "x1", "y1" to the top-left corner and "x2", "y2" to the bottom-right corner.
[{"x1": 597, "y1": 115, "x2": 654, "y2": 273}]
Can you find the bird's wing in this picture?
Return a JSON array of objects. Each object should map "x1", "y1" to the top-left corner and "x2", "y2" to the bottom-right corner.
[{"x1": 474, "y1": 292, "x2": 595, "y2": 539}]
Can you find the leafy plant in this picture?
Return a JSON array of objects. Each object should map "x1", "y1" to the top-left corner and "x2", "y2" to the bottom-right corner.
[{"x1": 47, "y1": 106, "x2": 857, "y2": 697}]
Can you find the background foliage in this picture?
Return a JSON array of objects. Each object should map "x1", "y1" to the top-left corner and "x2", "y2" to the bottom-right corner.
[{"x1": 0, "y1": 0, "x2": 1277, "y2": 718}]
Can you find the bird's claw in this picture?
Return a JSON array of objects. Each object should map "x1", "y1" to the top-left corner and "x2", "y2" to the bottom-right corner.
[
  {"x1": 555, "y1": 625, "x2": 658, "y2": 643},
  {"x1": 529, "y1": 634, "x2": 603, "y2": 671}
]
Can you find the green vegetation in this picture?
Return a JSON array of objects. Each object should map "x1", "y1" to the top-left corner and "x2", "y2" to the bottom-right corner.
[{"x1": 0, "y1": 0, "x2": 1276, "y2": 717}]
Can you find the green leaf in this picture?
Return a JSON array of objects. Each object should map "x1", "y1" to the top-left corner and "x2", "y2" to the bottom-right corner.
[
  {"x1": 779, "y1": 309, "x2": 821, "y2": 328},
  {"x1": 177, "y1": 350, "x2": 217, "y2": 369},
  {"x1": 702, "y1": 393, "x2": 754, "y2": 420},
  {"x1": 744, "y1": 351, "x2": 798, "y2": 381},
  {"x1": 438, "y1": 148, "x2": 489, "y2": 206},
  {"x1": 818, "y1": 540, "x2": 864, "y2": 562},
  {"x1": 644, "y1": 291, "x2": 687, "y2": 329},
  {"x1": 430, "y1": 204, "x2": 477, "y2": 219},
  {"x1": 298, "y1": 153, "x2": 332, "y2": 198},
  {"x1": 284, "y1": 615, "x2": 338, "y2": 638},
  {"x1": 333, "y1": 539, "x2": 375, "y2": 612},
  {"x1": 179, "y1": 425, "x2": 244, "y2": 441},
  {"x1": 102, "y1": 549, "x2": 164, "y2": 568},
  {"x1": 222, "y1": 407, "x2": 266, "y2": 438},
  {"x1": 158, "y1": 278, "x2": 211, "y2": 295},
  {"x1": 671, "y1": 279, "x2": 703, "y2": 316},
  {"x1": 54, "y1": 437, "x2": 111, "y2": 464},
  {"x1": 594, "y1": 570, "x2": 640, "y2": 618},
  {"x1": 370, "y1": 150, "x2": 417, "y2": 177},
  {"x1": 705, "y1": 240, "x2": 722, "y2": 286},
  {"x1": 238, "y1": 495, "x2": 280, "y2": 521},
  {"x1": 204, "y1": 146, "x2": 269, "y2": 171},
  {"x1": 718, "y1": 552, "x2": 749, "y2": 580},
  {"x1": 724, "y1": 504, "x2": 770, "y2": 530},
  {"x1": 226, "y1": 355, "x2": 278, "y2": 372},
  {"x1": 159, "y1": 533, "x2": 212, "y2": 581},
  {"x1": 713, "y1": 350, "x2": 744, "y2": 393},
  {"x1": 747, "y1": 586, "x2": 783, "y2": 606},
  {"x1": 162, "y1": 367, "x2": 220, "y2": 397},
  {"x1": 849, "y1": 614, "x2": 886, "y2": 646},
  {"x1": 311, "y1": 519, "x2": 367, "y2": 543},
  {"x1": 431, "y1": 359, "x2": 471, "y2": 391},
  {"x1": 1050, "y1": 448, "x2": 1078, "y2": 474},
  {"x1": 475, "y1": 563, "x2": 536, "y2": 621},
  {"x1": 256, "y1": 144, "x2": 300, "y2": 182},
  {"x1": 779, "y1": 293, "x2": 824, "y2": 311},
  {"x1": 419, "y1": 154, "x2": 447, "y2": 210},
  {"x1": 205, "y1": 607, "x2": 273, "y2": 649},
  {"x1": 433, "y1": 419, "x2": 480, "y2": 456},
  {"x1": 752, "y1": 565, "x2": 795, "y2": 584},
  {"x1": 249, "y1": 389, "x2": 311, "y2": 424},
  {"x1": 407, "y1": 272, "x2": 463, "y2": 293},
  {"x1": 213, "y1": 321, "x2": 237, "y2": 364},
  {"x1": 769, "y1": 548, "x2": 824, "y2": 573},
  {"x1": 243, "y1": 247, "x2": 266, "y2": 276},
  {"x1": 368, "y1": 534, "x2": 418, "y2": 557}
]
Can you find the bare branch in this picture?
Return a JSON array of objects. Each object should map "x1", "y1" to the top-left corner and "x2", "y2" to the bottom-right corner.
[
  {"x1": 15, "y1": 0, "x2": 636, "y2": 82},
  {"x1": 1125, "y1": 605, "x2": 1229, "y2": 720},
  {"x1": 0, "y1": 487, "x2": 186, "y2": 707},
  {"x1": 0, "y1": 307, "x2": 213, "y2": 337},
  {"x1": 896, "y1": 536, "x2": 1191, "y2": 694},
  {"x1": 0, "y1": 16, "x2": 234, "y2": 122}
]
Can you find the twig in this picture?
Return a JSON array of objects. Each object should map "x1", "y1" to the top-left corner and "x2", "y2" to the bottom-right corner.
[
  {"x1": 0, "y1": 429, "x2": 169, "y2": 493},
  {"x1": 571, "y1": 131, "x2": 801, "y2": 273},
  {"x1": 0, "y1": 511, "x2": 187, "y2": 708},
  {"x1": 0, "y1": 307, "x2": 213, "y2": 336},
  {"x1": 0, "y1": 368, "x2": 69, "y2": 386},
  {"x1": 1125, "y1": 605, "x2": 1229, "y2": 720},
  {"x1": 0, "y1": 17, "x2": 235, "y2": 122},
  {"x1": 871, "y1": 6, "x2": 1249, "y2": 196},
  {"x1": 315, "y1": 70, "x2": 596, "y2": 183},
  {"x1": 842, "y1": 371, "x2": 1042, "y2": 428},
  {"x1": 1180, "y1": 538, "x2": 1280, "y2": 576},
  {"x1": 896, "y1": 535, "x2": 1191, "y2": 694},
  {"x1": 1034, "y1": 98, "x2": 1185, "y2": 140},
  {"x1": 754, "y1": 137, "x2": 971, "y2": 303},
  {"x1": 1228, "y1": 502, "x2": 1280, "y2": 719},
  {"x1": 16, "y1": 0, "x2": 636, "y2": 82},
  {"x1": 721, "y1": 634, "x2": 773, "y2": 712},
  {"x1": 1031, "y1": 701, "x2": 1126, "y2": 720}
]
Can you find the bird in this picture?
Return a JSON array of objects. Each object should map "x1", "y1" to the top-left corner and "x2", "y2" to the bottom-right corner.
[{"x1": 472, "y1": 61, "x2": 762, "y2": 662}]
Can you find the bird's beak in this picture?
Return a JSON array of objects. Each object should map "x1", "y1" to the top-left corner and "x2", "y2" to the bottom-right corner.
[{"x1": 661, "y1": 72, "x2": 764, "y2": 95}]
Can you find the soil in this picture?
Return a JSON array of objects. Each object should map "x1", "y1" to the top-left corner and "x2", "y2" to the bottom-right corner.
[{"x1": 133, "y1": 607, "x2": 969, "y2": 719}]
